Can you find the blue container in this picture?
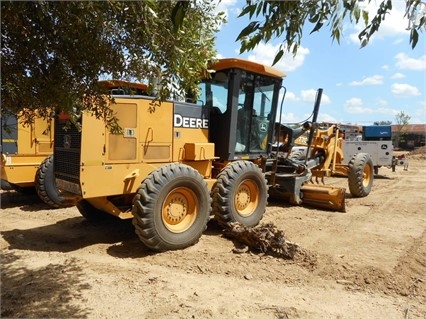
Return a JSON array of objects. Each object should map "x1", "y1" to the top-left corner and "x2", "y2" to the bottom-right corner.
[{"x1": 362, "y1": 125, "x2": 392, "y2": 140}]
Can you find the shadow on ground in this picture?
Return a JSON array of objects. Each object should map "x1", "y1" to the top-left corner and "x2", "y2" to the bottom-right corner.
[
  {"x1": 1, "y1": 251, "x2": 91, "y2": 318},
  {"x1": 1, "y1": 190, "x2": 53, "y2": 211},
  {"x1": 1, "y1": 217, "x2": 138, "y2": 253}
]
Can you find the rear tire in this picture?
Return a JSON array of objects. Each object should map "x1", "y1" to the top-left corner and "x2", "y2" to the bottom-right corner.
[
  {"x1": 348, "y1": 153, "x2": 373, "y2": 197},
  {"x1": 212, "y1": 160, "x2": 268, "y2": 227},
  {"x1": 35, "y1": 155, "x2": 69, "y2": 208},
  {"x1": 132, "y1": 163, "x2": 211, "y2": 252}
]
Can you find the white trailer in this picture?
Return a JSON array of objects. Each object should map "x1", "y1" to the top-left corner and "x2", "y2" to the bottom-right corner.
[
  {"x1": 341, "y1": 140, "x2": 394, "y2": 175},
  {"x1": 339, "y1": 125, "x2": 395, "y2": 175}
]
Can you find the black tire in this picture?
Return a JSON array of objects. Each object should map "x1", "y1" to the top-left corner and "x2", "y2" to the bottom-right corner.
[
  {"x1": 35, "y1": 155, "x2": 70, "y2": 208},
  {"x1": 1, "y1": 179, "x2": 13, "y2": 190},
  {"x1": 288, "y1": 149, "x2": 306, "y2": 161},
  {"x1": 132, "y1": 163, "x2": 211, "y2": 252},
  {"x1": 212, "y1": 160, "x2": 268, "y2": 227},
  {"x1": 76, "y1": 199, "x2": 113, "y2": 222},
  {"x1": 348, "y1": 153, "x2": 374, "y2": 197}
]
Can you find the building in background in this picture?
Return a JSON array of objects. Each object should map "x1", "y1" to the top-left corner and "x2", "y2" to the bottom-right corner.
[{"x1": 392, "y1": 124, "x2": 426, "y2": 150}]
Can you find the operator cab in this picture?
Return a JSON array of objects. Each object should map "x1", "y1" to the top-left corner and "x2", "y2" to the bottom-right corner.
[{"x1": 198, "y1": 58, "x2": 285, "y2": 161}]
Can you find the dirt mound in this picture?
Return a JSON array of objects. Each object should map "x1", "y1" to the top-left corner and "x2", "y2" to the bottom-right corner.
[
  {"x1": 408, "y1": 146, "x2": 426, "y2": 155},
  {"x1": 223, "y1": 222, "x2": 299, "y2": 259},
  {"x1": 223, "y1": 222, "x2": 318, "y2": 270},
  {"x1": 407, "y1": 146, "x2": 426, "y2": 160}
]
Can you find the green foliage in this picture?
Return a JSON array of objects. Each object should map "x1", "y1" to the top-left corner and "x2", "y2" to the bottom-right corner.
[
  {"x1": 373, "y1": 120, "x2": 392, "y2": 125},
  {"x1": 395, "y1": 111, "x2": 411, "y2": 127},
  {"x1": 1, "y1": 0, "x2": 225, "y2": 129},
  {"x1": 236, "y1": 0, "x2": 425, "y2": 64},
  {"x1": 394, "y1": 111, "x2": 411, "y2": 143}
]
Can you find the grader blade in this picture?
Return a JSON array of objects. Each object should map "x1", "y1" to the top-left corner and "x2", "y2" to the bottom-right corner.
[{"x1": 300, "y1": 184, "x2": 346, "y2": 212}]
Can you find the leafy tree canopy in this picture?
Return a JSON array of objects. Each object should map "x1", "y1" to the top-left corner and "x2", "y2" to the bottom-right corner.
[
  {"x1": 374, "y1": 120, "x2": 393, "y2": 125},
  {"x1": 236, "y1": 0, "x2": 425, "y2": 65},
  {"x1": 395, "y1": 111, "x2": 411, "y2": 127},
  {"x1": 1, "y1": 0, "x2": 225, "y2": 127},
  {"x1": 394, "y1": 111, "x2": 411, "y2": 144}
]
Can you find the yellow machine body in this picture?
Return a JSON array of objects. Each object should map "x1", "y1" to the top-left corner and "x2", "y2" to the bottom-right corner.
[
  {"x1": 308, "y1": 125, "x2": 349, "y2": 178},
  {"x1": 275, "y1": 121, "x2": 373, "y2": 210},
  {"x1": 55, "y1": 60, "x2": 350, "y2": 218},
  {"x1": 1, "y1": 113, "x2": 53, "y2": 187},
  {"x1": 53, "y1": 59, "x2": 355, "y2": 253},
  {"x1": 61, "y1": 99, "x2": 216, "y2": 200}
]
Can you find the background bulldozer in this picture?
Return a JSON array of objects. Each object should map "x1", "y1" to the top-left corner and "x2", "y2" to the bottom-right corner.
[{"x1": 53, "y1": 58, "x2": 371, "y2": 252}]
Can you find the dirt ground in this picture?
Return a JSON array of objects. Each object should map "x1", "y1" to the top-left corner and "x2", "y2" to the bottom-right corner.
[{"x1": 1, "y1": 150, "x2": 425, "y2": 319}]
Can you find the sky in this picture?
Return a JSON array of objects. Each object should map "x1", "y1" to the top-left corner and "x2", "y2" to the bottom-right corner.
[{"x1": 212, "y1": 0, "x2": 426, "y2": 126}]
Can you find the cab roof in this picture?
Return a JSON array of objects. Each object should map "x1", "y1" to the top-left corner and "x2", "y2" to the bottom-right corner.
[{"x1": 209, "y1": 58, "x2": 286, "y2": 79}]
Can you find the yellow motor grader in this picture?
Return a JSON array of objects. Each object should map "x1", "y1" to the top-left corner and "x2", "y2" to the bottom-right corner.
[
  {"x1": 271, "y1": 108, "x2": 373, "y2": 210},
  {"x1": 53, "y1": 58, "x2": 372, "y2": 251}
]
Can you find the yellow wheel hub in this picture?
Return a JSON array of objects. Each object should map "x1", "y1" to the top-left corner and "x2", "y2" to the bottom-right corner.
[
  {"x1": 363, "y1": 164, "x2": 372, "y2": 187},
  {"x1": 235, "y1": 180, "x2": 259, "y2": 217},
  {"x1": 162, "y1": 187, "x2": 198, "y2": 233}
]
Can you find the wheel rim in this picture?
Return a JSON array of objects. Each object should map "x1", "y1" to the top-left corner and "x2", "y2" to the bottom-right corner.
[
  {"x1": 234, "y1": 179, "x2": 259, "y2": 217},
  {"x1": 362, "y1": 163, "x2": 372, "y2": 187},
  {"x1": 162, "y1": 187, "x2": 198, "y2": 233}
]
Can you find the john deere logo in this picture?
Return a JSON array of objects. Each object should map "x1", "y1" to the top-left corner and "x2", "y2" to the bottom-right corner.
[{"x1": 63, "y1": 134, "x2": 71, "y2": 149}]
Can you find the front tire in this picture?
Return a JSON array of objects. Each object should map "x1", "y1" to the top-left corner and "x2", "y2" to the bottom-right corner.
[
  {"x1": 212, "y1": 160, "x2": 268, "y2": 227},
  {"x1": 132, "y1": 163, "x2": 211, "y2": 252},
  {"x1": 348, "y1": 153, "x2": 373, "y2": 197}
]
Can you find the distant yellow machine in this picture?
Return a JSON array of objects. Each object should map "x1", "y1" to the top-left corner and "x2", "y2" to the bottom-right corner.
[
  {"x1": 1, "y1": 111, "x2": 53, "y2": 187},
  {"x1": 0, "y1": 111, "x2": 65, "y2": 207},
  {"x1": 53, "y1": 58, "x2": 372, "y2": 251},
  {"x1": 277, "y1": 122, "x2": 373, "y2": 199},
  {"x1": 1, "y1": 81, "x2": 142, "y2": 207}
]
